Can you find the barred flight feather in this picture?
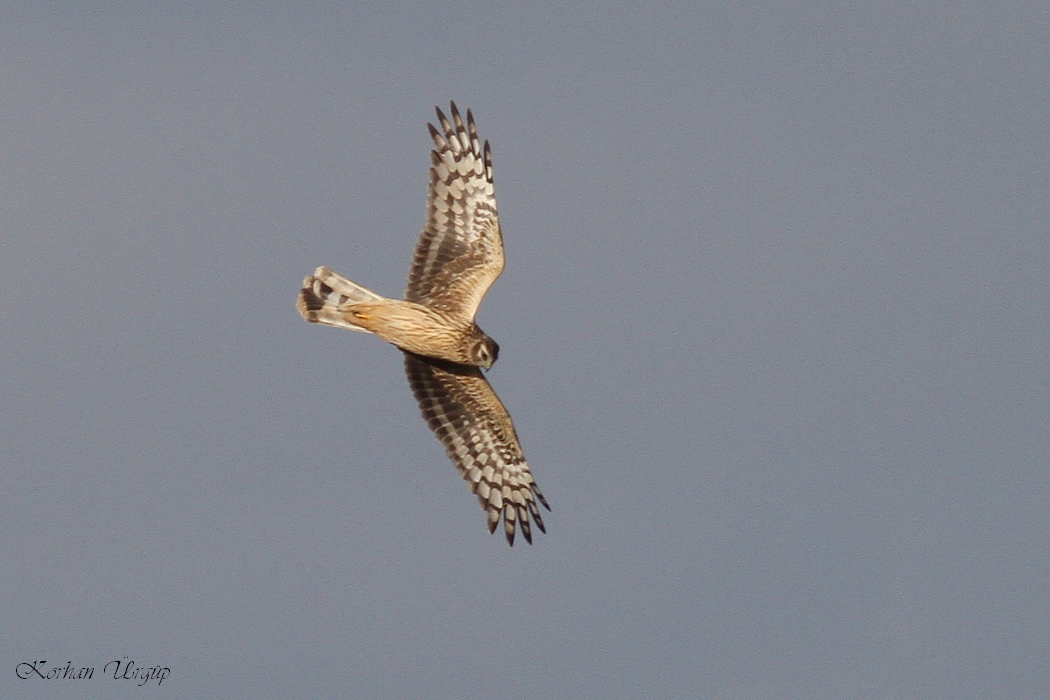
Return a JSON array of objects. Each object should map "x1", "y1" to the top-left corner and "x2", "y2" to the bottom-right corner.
[
  {"x1": 404, "y1": 352, "x2": 549, "y2": 546},
  {"x1": 406, "y1": 102, "x2": 504, "y2": 322}
]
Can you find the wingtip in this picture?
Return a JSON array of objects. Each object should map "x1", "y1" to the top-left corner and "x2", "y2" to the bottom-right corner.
[
  {"x1": 535, "y1": 486, "x2": 551, "y2": 512},
  {"x1": 519, "y1": 509, "x2": 534, "y2": 545},
  {"x1": 427, "y1": 122, "x2": 446, "y2": 149}
]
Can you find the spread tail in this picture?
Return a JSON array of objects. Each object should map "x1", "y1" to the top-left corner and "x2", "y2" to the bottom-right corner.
[{"x1": 297, "y1": 266, "x2": 385, "y2": 333}]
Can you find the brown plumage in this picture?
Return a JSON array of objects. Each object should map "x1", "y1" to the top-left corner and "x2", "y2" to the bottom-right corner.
[{"x1": 297, "y1": 102, "x2": 549, "y2": 545}]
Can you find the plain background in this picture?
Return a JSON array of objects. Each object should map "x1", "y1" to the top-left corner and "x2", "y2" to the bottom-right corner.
[{"x1": 2, "y1": 3, "x2": 1048, "y2": 698}]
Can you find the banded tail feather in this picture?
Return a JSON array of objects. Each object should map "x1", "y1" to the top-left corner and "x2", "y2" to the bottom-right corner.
[{"x1": 297, "y1": 266, "x2": 384, "y2": 333}]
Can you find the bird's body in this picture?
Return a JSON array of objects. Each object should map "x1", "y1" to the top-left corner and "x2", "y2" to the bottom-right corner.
[
  {"x1": 297, "y1": 102, "x2": 548, "y2": 545},
  {"x1": 299, "y1": 268, "x2": 495, "y2": 366}
]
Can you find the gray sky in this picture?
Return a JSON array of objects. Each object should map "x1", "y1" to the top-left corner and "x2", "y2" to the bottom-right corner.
[{"x1": 2, "y1": 3, "x2": 1048, "y2": 698}]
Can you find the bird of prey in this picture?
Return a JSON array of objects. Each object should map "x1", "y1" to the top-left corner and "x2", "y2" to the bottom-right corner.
[{"x1": 297, "y1": 102, "x2": 549, "y2": 545}]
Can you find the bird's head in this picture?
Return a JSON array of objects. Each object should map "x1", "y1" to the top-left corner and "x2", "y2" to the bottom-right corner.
[{"x1": 470, "y1": 333, "x2": 500, "y2": 370}]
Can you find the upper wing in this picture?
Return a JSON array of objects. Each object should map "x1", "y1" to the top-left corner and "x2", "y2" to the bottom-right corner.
[
  {"x1": 405, "y1": 102, "x2": 504, "y2": 322},
  {"x1": 404, "y1": 352, "x2": 549, "y2": 545}
]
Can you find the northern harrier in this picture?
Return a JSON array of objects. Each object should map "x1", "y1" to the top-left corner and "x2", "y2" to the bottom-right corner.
[{"x1": 297, "y1": 102, "x2": 550, "y2": 545}]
